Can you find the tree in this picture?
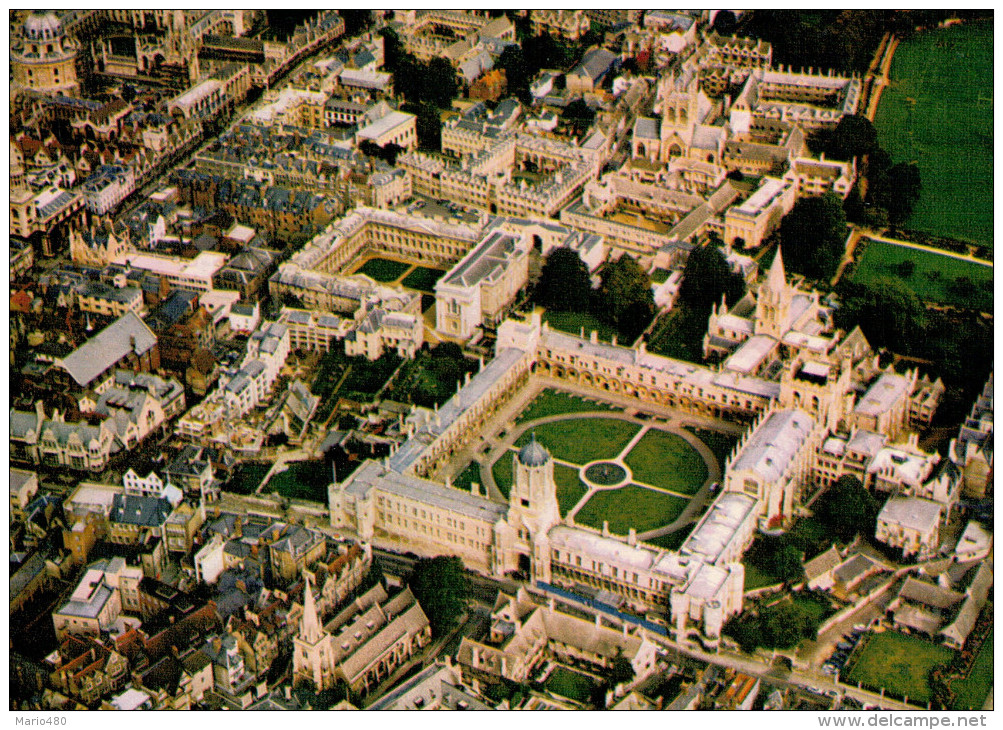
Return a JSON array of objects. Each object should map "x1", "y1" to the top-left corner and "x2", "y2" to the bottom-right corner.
[
  {"x1": 534, "y1": 248, "x2": 592, "y2": 313},
  {"x1": 813, "y1": 475, "x2": 880, "y2": 542},
  {"x1": 712, "y1": 10, "x2": 739, "y2": 35},
  {"x1": 835, "y1": 277, "x2": 928, "y2": 355},
  {"x1": 595, "y1": 255, "x2": 655, "y2": 342},
  {"x1": 563, "y1": 98, "x2": 595, "y2": 139},
  {"x1": 496, "y1": 45, "x2": 530, "y2": 103},
  {"x1": 871, "y1": 162, "x2": 922, "y2": 225},
  {"x1": 405, "y1": 101, "x2": 442, "y2": 151},
  {"x1": 340, "y1": 9, "x2": 372, "y2": 37},
  {"x1": 824, "y1": 114, "x2": 879, "y2": 161},
  {"x1": 678, "y1": 244, "x2": 746, "y2": 315},
  {"x1": 406, "y1": 556, "x2": 470, "y2": 637},
  {"x1": 423, "y1": 58, "x2": 461, "y2": 108},
  {"x1": 359, "y1": 140, "x2": 403, "y2": 165},
  {"x1": 895, "y1": 260, "x2": 916, "y2": 278},
  {"x1": 609, "y1": 650, "x2": 635, "y2": 686},
  {"x1": 778, "y1": 192, "x2": 847, "y2": 281},
  {"x1": 770, "y1": 543, "x2": 807, "y2": 585}
]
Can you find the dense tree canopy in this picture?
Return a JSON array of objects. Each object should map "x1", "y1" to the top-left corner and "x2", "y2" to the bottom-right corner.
[
  {"x1": 496, "y1": 45, "x2": 530, "y2": 103},
  {"x1": 834, "y1": 277, "x2": 928, "y2": 356},
  {"x1": 596, "y1": 255, "x2": 655, "y2": 342},
  {"x1": 743, "y1": 10, "x2": 887, "y2": 74},
  {"x1": 813, "y1": 475, "x2": 881, "y2": 542},
  {"x1": 870, "y1": 162, "x2": 923, "y2": 225},
  {"x1": 816, "y1": 114, "x2": 879, "y2": 161},
  {"x1": 534, "y1": 248, "x2": 592, "y2": 314},
  {"x1": 406, "y1": 556, "x2": 470, "y2": 637},
  {"x1": 359, "y1": 140, "x2": 403, "y2": 165},
  {"x1": 563, "y1": 98, "x2": 596, "y2": 139},
  {"x1": 678, "y1": 244, "x2": 746, "y2": 315},
  {"x1": 725, "y1": 596, "x2": 825, "y2": 653},
  {"x1": 385, "y1": 342, "x2": 478, "y2": 408},
  {"x1": 711, "y1": 10, "x2": 738, "y2": 35},
  {"x1": 380, "y1": 28, "x2": 459, "y2": 109},
  {"x1": 778, "y1": 192, "x2": 848, "y2": 281}
]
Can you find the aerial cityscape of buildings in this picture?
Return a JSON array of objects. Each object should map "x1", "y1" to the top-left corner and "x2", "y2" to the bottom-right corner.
[{"x1": 9, "y1": 8, "x2": 993, "y2": 714}]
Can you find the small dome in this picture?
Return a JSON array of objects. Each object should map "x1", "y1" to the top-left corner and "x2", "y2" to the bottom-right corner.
[
  {"x1": 518, "y1": 433, "x2": 550, "y2": 467},
  {"x1": 23, "y1": 11, "x2": 63, "y2": 42}
]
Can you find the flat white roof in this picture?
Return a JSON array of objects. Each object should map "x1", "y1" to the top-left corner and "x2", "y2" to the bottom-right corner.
[
  {"x1": 117, "y1": 251, "x2": 227, "y2": 280},
  {"x1": 358, "y1": 110, "x2": 415, "y2": 141}
]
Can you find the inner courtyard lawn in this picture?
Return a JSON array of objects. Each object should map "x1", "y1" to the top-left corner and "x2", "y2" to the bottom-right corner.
[
  {"x1": 874, "y1": 21, "x2": 993, "y2": 247},
  {"x1": 355, "y1": 257, "x2": 412, "y2": 282},
  {"x1": 543, "y1": 666, "x2": 600, "y2": 704},
  {"x1": 401, "y1": 265, "x2": 445, "y2": 292},
  {"x1": 515, "y1": 388, "x2": 616, "y2": 425},
  {"x1": 451, "y1": 462, "x2": 482, "y2": 492},
  {"x1": 227, "y1": 461, "x2": 271, "y2": 495},
  {"x1": 515, "y1": 418, "x2": 639, "y2": 465},
  {"x1": 645, "y1": 302, "x2": 707, "y2": 363},
  {"x1": 742, "y1": 558, "x2": 780, "y2": 591},
  {"x1": 850, "y1": 240, "x2": 992, "y2": 311},
  {"x1": 265, "y1": 460, "x2": 330, "y2": 502},
  {"x1": 644, "y1": 530, "x2": 689, "y2": 552},
  {"x1": 624, "y1": 429, "x2": 708, "y2": 495},
  {"x1": 574, "y1": 485, "x2": 689, "y2": 535},
  {"x1": 543, "y1": 310, "x2": 619, "y2": 343},
  {"x1": 492, "y1": 454, "x2": 514, "y2": 499},
  {"x1": 684, "y1": 426, "x2": 740, "y2": 465},
  {"x1": 553, "y1": 464, "x2": 588, "y2": 517},
  {"x1": 843, "y1": 631, "x2": 953, "y2": 705}
]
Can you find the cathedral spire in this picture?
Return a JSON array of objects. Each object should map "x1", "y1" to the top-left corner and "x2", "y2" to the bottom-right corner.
[
  {"x1": 766, "y1": 247, "x2": 786, "y2": 292},
  {"x1": 300, "y1": 574, "x2": 325, "y2": 644}
]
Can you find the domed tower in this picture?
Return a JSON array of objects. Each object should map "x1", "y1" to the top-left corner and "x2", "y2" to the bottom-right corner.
[
  {"x1": 502, "y1": 433, "x2": 561, "y2": 581},
  {"x1": 11, "y1": 11, "x2": 81, "y2": 97}
]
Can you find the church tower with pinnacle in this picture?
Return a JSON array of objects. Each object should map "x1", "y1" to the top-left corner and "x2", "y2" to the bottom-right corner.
[
  {"x1": 755, "y1": 247, "x2": 794, "y2": 340},
  {"x1": 292, "y1": 574, "x2": 335, "y2": 690}
]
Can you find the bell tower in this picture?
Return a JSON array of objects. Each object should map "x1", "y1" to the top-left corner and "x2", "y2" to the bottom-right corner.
[{"x1": 505, "y1": 434, "x2": 560, "y2": 581}]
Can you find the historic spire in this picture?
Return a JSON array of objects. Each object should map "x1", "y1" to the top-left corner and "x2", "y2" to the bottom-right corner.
[
  {"x1": 299, "y1": 574, "x2": 325, "y2": 644},
  {"x1": 766, "y1": 247, "x2": 786, "y2": 293}
]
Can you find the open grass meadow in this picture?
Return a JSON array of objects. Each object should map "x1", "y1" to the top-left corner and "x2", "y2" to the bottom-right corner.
[
  {"x1": 515, "y1": 417, "x2": 639, "y2": 465},
  {"x1": 574, "y1": 484, "x2": 689, "y2": 535},
  {"x1": 874, "y1": 21, "x2": 993, "y2": 247},
  {"x1": 843, "y1": 630, "x2": 953, "y2": 705},
  {"x1": 850, "y1": 240, "x2": 992, "y2": 311},
  {"x1": 742, "y1": 558, "x2": 780, "y2": 591},
  {"x1": 624, "y1": 429, "x2": 708, "y2": 495},
  {"x1": 515, "y1": 388, "x2": 616, "y2": 425},
  {"x1": 949, "y1": 627, "x2": 993, "y2": 710}
]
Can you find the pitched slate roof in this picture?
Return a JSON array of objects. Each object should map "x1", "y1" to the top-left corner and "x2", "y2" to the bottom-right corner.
[
  {"x1": 59, "y1": 311, "x2": 157, "y2": 387},
  {"x1": 110, "y1": 493, "x2": 173, "y2": 527}
]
